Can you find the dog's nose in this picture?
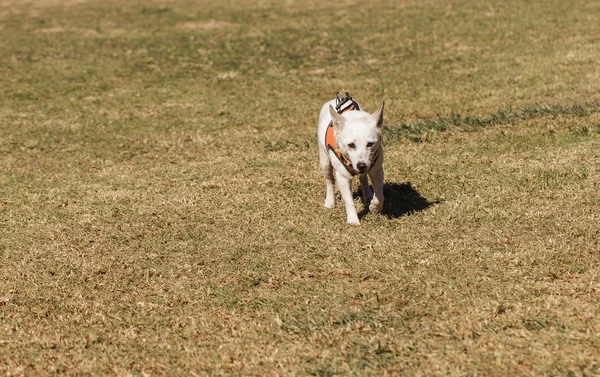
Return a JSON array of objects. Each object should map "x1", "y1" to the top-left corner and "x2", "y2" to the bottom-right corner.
[{"x1": 356, "y1": 162, "x2": 368, "y2": 172}]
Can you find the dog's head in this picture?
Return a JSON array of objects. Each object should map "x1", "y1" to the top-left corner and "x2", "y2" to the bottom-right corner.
[{"x1": 329, "y1": 100, "x2": 384, "y2": 174}]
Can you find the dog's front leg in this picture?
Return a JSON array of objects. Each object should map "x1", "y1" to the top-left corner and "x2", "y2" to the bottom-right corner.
[
  {"x1": 359, "y1": 174, "x2": 373, "y2": 204},
  {"x1": 368, "y1": 166, "x2": 384, "y2": 214},
  {"x1": 336, "y1": 171, "x2": 360, "y2": 225},
  {"x1": 320, "y1": 149, "x2": 335, "y2": 208}
]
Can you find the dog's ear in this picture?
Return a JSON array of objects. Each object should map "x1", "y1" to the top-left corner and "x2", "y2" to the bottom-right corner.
[
  {"x1": 371, "y1": 99, "x2": 385, "y2": 129},
  {"x1": 329, "y1": 104, "x2": 345, "y2": 133}
]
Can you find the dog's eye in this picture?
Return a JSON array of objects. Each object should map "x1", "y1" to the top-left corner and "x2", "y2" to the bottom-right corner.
[
  {"x1": 347, "y1": 143, "x2": 356, "y2": 149},
  {"x1": 366, "y1": 142, "x2": 375, "y2": 148}
]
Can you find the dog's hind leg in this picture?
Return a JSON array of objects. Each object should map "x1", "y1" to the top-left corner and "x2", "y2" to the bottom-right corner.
[
  {"x1": 359, "y1": 174, "x2": 373, "y2": 204},
  {"x1": 320, "y1": 148, "x2": 335, "y2": 209}
]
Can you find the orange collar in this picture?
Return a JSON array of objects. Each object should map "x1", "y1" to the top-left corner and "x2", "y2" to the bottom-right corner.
[{"x1": 325, "y1": 103, "x2": 380, "y2": 176}]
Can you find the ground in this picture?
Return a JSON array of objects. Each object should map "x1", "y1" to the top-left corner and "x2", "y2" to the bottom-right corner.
[{"x1": 1, "y1": 0, "x2": 600, "y2": 375}]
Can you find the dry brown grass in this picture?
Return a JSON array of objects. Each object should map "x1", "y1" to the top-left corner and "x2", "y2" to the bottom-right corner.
[{"x1": 1, "y1": 0, "x2": 600, "y2": 375}]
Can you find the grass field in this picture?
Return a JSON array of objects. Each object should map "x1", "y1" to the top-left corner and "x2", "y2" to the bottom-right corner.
[{"x1": 1, "y1": 0, "x2": 600, "y2": 375}]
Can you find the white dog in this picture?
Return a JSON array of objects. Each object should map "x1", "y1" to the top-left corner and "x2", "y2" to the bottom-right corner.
[{"x1": 317, "y1": 93, "x2": 385, "y2": 225}]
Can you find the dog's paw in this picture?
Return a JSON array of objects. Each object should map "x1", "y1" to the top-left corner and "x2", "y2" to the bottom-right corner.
[
  {"x1": 347, "y1": 216, "x2": 360, "y2": 225},
  {"x1": 324, "y1": 198, "x2": 335, "y2": 209},
  {"x1": 369, "y1": 199, "x2": 383, "y2": 214}
]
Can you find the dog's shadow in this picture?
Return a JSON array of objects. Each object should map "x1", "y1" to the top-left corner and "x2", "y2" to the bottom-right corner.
[{"x1": 356, "y1": 182, "x2": 440, "y2": 219}]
